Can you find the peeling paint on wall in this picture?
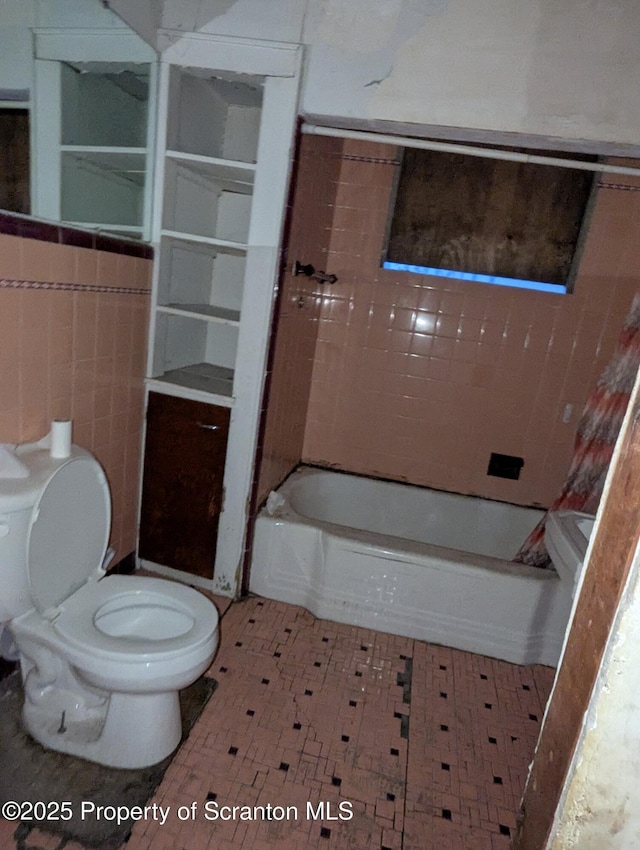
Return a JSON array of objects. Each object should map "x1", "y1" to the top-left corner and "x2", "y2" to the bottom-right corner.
[
  {"x1": 162, "y1": 0, "x2": 240, "y2": 32},
  {"x1": 369, "y1": 0, "x2": 539, "y2": 128},
  {"x1": 301, "y1": 0, "x2": 640, "y2": 146},
  {"x1": 363, "y1": 70, "x2": 391, "y2": 88},
  {"x1": 109, "y1": 0, "x2": 640, "y2": 145},
  {"x1": 315, "y1": 0, "x2": 446, "y2": 53},
  {"x1": 302, "y1": 0, "x2": 448, "y2": 122}
]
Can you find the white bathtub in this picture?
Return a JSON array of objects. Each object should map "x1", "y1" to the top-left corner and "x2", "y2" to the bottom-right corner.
[{"x1": 250, "y1": 467, "x2": 573, "y2": 666}]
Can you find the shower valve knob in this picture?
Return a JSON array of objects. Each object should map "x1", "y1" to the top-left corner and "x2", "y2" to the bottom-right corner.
[
  {"x1": 293, "y1": 261, "x2": 315, "y2": 277},
  {"x1": 293, "y1": 261, "x2": 338, "y2": 285}
]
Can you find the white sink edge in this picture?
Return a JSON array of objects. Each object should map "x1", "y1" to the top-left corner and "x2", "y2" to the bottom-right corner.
[{"x1": 545, "y1": 510, "x2": 596, "y2": 587}]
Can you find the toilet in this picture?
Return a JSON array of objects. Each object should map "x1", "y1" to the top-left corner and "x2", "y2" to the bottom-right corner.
[{"x1": 0, "y1": 439, "x2": 219, "y2": 769}]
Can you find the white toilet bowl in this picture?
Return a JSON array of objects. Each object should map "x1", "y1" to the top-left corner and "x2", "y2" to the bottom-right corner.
[
  {"x1": 12, "y1": 575, "x2": 218, "y2": 768},
  {"x1": 0, "y1": 441, "x2": 219, "y2": 768}
]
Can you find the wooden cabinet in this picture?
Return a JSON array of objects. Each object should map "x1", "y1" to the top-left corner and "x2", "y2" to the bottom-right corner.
[{"x1": 139, "y1": 392, "x2": 230, "y2": 579}]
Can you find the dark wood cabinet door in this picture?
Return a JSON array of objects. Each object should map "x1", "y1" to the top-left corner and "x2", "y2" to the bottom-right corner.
[{"x1": 138, "y1": 392, "x2": 230, "y2": 579}]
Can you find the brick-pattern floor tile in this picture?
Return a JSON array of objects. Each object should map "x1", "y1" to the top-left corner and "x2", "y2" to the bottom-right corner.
[{"x1": 2, "y1": 597, "x2": 554, "y2": 850}]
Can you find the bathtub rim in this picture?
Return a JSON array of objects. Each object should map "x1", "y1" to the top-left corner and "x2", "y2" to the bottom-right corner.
[
  {"x1": 264, "y1": 465, "x2": 557, "y2": 584},
  {"x1": 282, "y1": 462, "x2": 547, "y2": 517}
]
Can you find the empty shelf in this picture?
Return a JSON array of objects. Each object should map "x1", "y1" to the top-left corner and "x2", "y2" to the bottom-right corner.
[
  {"x1": 157, "y1": 304, "x2": 241, "y2": 324},
  {"x1": 154, "y1": 363, "x2": 234, "y2": 398}
]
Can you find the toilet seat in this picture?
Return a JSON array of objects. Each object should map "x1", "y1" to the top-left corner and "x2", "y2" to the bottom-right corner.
[{"x1": 54, "y1": 575, "x2": 218, "y2": 661}]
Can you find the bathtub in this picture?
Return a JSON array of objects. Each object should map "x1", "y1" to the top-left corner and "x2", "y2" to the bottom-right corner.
[{"x1": 250, "y1": 467, "x2": 573, "y2": 666}]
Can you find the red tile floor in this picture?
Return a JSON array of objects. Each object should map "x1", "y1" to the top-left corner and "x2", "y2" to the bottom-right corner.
[{"x1": 0, "y1": 595, "x2": 554, "y2": 850}]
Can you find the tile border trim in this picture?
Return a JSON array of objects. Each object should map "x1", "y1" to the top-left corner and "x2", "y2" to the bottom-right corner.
[{"x1": 0, "y1": 279, "x2": 150, "y2": 296}]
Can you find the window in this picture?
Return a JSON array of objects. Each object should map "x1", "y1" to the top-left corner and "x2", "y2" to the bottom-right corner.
[{"x1": 383, "y1": 146, "x2": 595, "y2": 294}]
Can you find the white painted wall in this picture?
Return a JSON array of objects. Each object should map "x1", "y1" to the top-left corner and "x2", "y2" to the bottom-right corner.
[
  {"x1": 163, "y1": 0, "x2": 306, "y2": 44},
  {"x1": 103, "y1": 0, "x2": 163, "y2": 49},
  {"x1": 107, "y1": 0, "x2": 640, "y2": 147},
  {"x1": 0, "y1": 2, "x2": 36, "y2": 93},
  {"x1": 0, "y1": 25, "x2": 34, "y2": 93},
  {"x1": 34, "y1": 0, "x2": 127, "y2": 29},
  {"x1": 107, "y1": 0, "x2": 306, "y2": 49},
  {"x1": 547, "y1": 538, "x2": 640, "y2": 849},
  {"x1": 0, "y1": 0, "x2": 133, "y2": 96}
]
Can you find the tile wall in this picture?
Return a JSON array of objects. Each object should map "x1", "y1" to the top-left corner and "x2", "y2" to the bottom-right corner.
[
  {"x1": 256, "y1": 134, "x2": 343, "y2": 504},
  {"x1": 302, "y1": 139, "x2": 640, "y2": 507},
  {"x1": 0, "y1": 225, "x2": 152, "y2": 561}
]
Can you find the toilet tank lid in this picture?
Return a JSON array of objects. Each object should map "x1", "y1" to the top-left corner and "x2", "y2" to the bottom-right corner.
[
  {"x1": 0, "y1": 443, "x2": 87, "y2": 512},
  {"x1": 0, "y1": 445, "x2": 29, "y2": 479},
  {"x1": 27, "y1": 455, "x2": 111, "y2": 614}
]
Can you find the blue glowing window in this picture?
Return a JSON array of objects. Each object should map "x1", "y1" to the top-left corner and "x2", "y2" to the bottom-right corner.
[
  {"x1": 381, "y1": 262, "x2": 567, "y2": 295},
  {"x1": 383, "y1": 147, "x2": 595, "y2": 294}
]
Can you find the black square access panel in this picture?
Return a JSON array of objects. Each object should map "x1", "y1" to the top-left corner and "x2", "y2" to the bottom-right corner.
[{"x1": 487, "y1": 453, "x2": 524, "y2": 480}]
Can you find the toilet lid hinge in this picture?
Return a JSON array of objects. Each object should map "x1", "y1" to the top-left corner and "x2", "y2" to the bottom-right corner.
[{"x1": 42, "y1": 605, "x2": 62, "y2": 623}]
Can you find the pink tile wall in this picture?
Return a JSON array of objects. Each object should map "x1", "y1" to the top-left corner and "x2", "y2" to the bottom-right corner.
[
  {"x1": 0, "y1": 233, "x2": 152, "y2": 560},
  {"x1": 256, "y1": 134, "x2": 343, "y2": 503},
  {"x1": 303, "y1": 140, "x2": 640, "y2": 507}
]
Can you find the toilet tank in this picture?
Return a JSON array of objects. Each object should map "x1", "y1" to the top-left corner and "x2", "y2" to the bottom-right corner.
[
  {"x1": 0, "y1": 446, "x2": 39, "y2": 621},
  {"x1": 0, "y1": 504, "x2": 33, "y2": 622}
]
